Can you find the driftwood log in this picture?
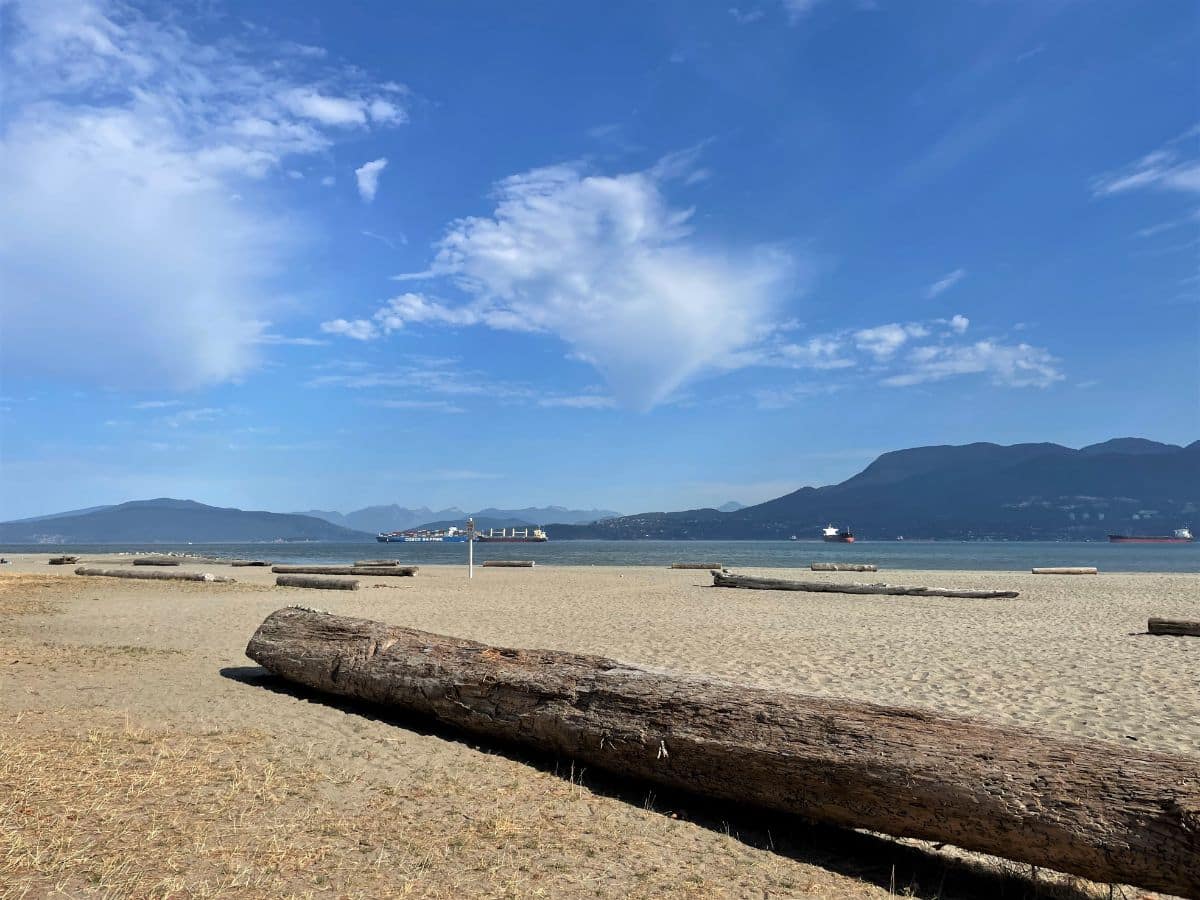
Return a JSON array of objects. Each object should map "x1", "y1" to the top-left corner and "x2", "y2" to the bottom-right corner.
[
  {"x1": 271, "y1": 565, "x2": 417, "y2": 576},
  {"x1": 1032, "y1": 567, "x2": 1098, "y2": 575},
  {"x1": 355, "y1": 559, "x2": 401, "y2": 567},
  {"x1": 75, "y1": 566, "x2": 234, "y2": 583},
  {"x1": 482, "y1": 560, "x2": 535, "y2": 568},
  {"x1": 246, "y1": 608, "x2": 1200, "y2": 896},
  {"x1": 276, "y1": 575, "x2": 359, "y2": 591},
  {"x1": 48, "y1": 556, "x2": 79, "y2": 565},
  {"x1": 713, "y1": 571, "x2": 1018, "y2": 599},
  {"x1": 231, "y1": 560, "x2": 272, "y2": 567},
  {"x1": 1149, "y1": 618, "x2": 1200, "y2": 637},
  {"x1": 133, "y1": 558, "x2": 181, "y2": 566},
  {"x1": 811, "y1": 562, "x2": 878, "y2": 572},
  {"x1": 669, "y1": 563, "x2": 722, "y2": 570}
]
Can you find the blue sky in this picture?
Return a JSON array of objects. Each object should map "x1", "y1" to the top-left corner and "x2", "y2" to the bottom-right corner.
[{"x1": 1, "y1": 0, "x2": 1197, "y2": 520}]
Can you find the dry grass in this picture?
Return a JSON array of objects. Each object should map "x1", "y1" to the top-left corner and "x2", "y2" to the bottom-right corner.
[{"x1": 0, "y1": 575, "x2": 67, "y2": 618}]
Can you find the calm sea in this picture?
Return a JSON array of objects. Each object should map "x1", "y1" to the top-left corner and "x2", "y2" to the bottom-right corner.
[{"x1": 2, "y1": 540, "x2": 1197, "y2": 573}]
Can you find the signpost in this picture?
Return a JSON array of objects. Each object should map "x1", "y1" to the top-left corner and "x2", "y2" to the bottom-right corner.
[{"x1": 467, "y1": 516, "x2": 474, "y2": 579}]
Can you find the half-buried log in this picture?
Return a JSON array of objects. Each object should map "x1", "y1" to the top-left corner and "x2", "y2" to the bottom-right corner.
[
  {"x1": 1149, "y1": 618, "x2": 1200, "y2": 637},
  {"x1": 713, "y1": 570, "x2": 1018, "y2": 599},
  {"x1": 811, "y1": 562, "x2": 878, "y2": 572},
  {"x1": 1032, "y1": 567, "x2": 1098, "y2": 575},
  {"x1": 246, "y1": 607, "x2": 1200, "y2": 896},
  {"x1": 232, "y1": 560, "x2": 272, "y2": 567},
  {"x1": 48, "y1": 556, "x2": 79, "y2": 565},
  {"x1": 482, "y1": 560, "x2": 535, "y2": 568},
  {"x1": 133, "y1": 557, "x2": 181, "y2": 566},
  {"x1": 75, "y1": 566, "x2": 234, "y2": 583},
  {"x1": 669, "y1": 562, "x2": 722, "y2": 570},
  {"x1": 276, "y1": 575, "x2": 359, "y2": 591},
  {"x1": 271, "y1": 565, "x2": 417, "y2": 576}
]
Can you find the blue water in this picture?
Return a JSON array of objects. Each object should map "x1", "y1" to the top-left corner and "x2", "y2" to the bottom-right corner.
[{"x1": 2, "y1": 541, "x2": 1197, "y2": 573}]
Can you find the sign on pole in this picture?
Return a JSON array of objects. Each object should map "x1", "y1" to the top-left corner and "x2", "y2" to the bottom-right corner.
[{"x1": 467, "y1": 516, "x2": 474, "y2": 578}]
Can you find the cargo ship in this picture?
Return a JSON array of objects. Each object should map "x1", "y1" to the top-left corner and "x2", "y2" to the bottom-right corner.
[
  {"x1": 822, "y1": 524, "x2": 855, "y2": 543},
  {"x1": 377, "y1": 526, "x2": 469, "y2": 543},
  {"x1": 475, "y1": 527, "x2": 548, "y2": 543},
  {"x1": 1107, "y1": 527, "x2": 1193, "y2": 544}
]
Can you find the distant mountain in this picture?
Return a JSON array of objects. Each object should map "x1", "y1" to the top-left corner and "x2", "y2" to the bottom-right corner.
[
  {"x1": 717, "y1": 501, "x2": 745, "y2": 513},
  {"x1": 0, "y1": 499, "x2": 372, "y2": 544},
  {"x1": 301, "y1": 504, "x2": 621, "y2": 534},
  {"x1": 548, "y1": 438, "x2": 1199, "y2": 541},
  {"x1": 470, "y1": 506, "x2": 620, "y2": 525}
]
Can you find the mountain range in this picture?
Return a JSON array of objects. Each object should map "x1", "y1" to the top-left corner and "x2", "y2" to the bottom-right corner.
[{"x1": 296, "y1": 505, "x2": 621, "y2": 534}]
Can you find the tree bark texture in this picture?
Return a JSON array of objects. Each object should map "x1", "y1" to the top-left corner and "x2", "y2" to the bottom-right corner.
[
  {"x1": 712, "y1": 571, "x2": 1018, "y2": 599},
  {"x1": 75, "y1": 566, "x2": 233, "y2": 583}
]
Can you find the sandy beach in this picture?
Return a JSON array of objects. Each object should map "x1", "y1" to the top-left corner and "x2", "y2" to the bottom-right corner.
[{"x1": 2, "y1": 554, "x2": 1197, "y2": 898}]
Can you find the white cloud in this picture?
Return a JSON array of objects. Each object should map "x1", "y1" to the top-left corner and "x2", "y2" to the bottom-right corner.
[
  {"x1": 280, "y1": 89, "x2": 369, "y2": 126},
  {"x1": 926, "y1": 267, "x2": 966, "y2": 298},
  {"x1": 882, "y1": 341, "x2": 1063, "y2": 388},
  {"x1": 538, "y1": 395, "x2": 617, "y2": 409},
  {"x1": 320, "y1": 318, "x2": 380, "y2": 341},
  {"x1": 333, "y1": 158, "x2": 797, "y2": 410},
  {"x1": 1092, "y1": 129, "x2": 1200, "y2": 197},
  {"x1": 162, "y1": 407, "x2": 222, "y2": 428},
  {"x1": 132, "y1": 400, "x2": 181, "y2": 410},
  {"x1": 853, "y1": 323, "x2": 929, "y2": 360},
  {"x1": 355, "y1": 157, "x2": 388, "y2": 202},
  {"x1": 0, "y1": 0, "x2": 405, "y2": 389},
  {"x1": 781, "y1": 0, "x2": 823, "y2": 23},
  {"x1": 730, "y1": 7, "x2": 765, "y2": 24},
  {"x1": 948, "y1": 313, "x2": 969, "y2": 333}
]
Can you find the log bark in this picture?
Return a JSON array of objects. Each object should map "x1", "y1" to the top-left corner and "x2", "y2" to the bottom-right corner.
[
  {"x1": 811, "y1": 563, "x2": 878, "y2": 572},
  {"x1": 48, "y1": 556, "x2": 79, "y2": 565},
  {"x1": 246, "y1": 608, "x2": 1200, "y2": 897},
  {"x1": 669, "y1": 563, "x2": 722, "y2": 570},
  {"x1": 75, "y1": 566, "x2": 233, "y2": 583},
  {"x1": 355, "y1": 560, "x2": 401, "y2": 567},
  {"x1": 482, "y1": 560, "x2": 535, "y2": 567},
  {"x1": 713, "y1": 571, "x2": 1018, "y2": 599},
  {"x1": 271, "y1": 565, "x2": 417, "y2": 576},
  {"x1": 133, "y1": 558, "x2": 181, "y2": 566},
  {"x1": 1032, "y1": 567, "x2": 1098, "y2": 575},
  {"x1": 1149, "y1": 618, "x2": 1200, "y2": 637},
  {"x1": 276, "y1": 575, "x2": 359, "y2": 591},
  {"x1": 231, "y1": 560, "x2": 272, "y2": 567}
]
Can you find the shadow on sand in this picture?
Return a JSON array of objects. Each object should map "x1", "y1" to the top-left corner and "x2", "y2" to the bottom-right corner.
[{"x1": 220, "y1": 665, "x2": 1102, "y2": 900}]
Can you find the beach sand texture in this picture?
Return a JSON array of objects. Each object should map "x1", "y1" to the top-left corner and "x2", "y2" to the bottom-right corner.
[{"x1": 2, "y1": 555, "x2": 1197, "y2": 898}]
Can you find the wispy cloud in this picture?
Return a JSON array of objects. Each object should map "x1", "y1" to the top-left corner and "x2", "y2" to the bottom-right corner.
[
  {"x1": 925, "y1": 268, "x2": 966, "y2": 298},
  {"x1": 162, "y1": 407, "x2": 222, "y2": 428},
  {"x1": 730, "y1": 7, "x2": 765, "y2": 24},
  {"x1": 132, "y1": 400, "x2": 181, "y2": 410},
  {"x1": 355, "y1": 158, "x2": 388, "y2": 202},
  {"x1": 376, "y1": 399, "x2": 466, "y2": 414},
  {"x1": 537, "y1": 395, "x2": 617, "y2": 409},
  {"x1": 1091, "y1": 127, "x2": 1200, "y2": 197}
]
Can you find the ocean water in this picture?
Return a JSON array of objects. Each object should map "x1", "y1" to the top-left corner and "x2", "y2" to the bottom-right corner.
[{"x1": 2, "y1": 540, "x2": 1197, "y2": 573}]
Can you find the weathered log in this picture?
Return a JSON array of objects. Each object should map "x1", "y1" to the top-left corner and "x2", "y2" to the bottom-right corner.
[
  {"x1": 811, "y1": 562, "x2": 878, "y2": 572},
  {"x1": 355, "y1": 559, "x2": 400, "y2": 567},
  {"x1": 1032, "y1": 567, "x2": 1098, "y2": 575},
  {"x1": 75, "y1": 566, "x2": 234, "y2": 583},
  {"x1": 48, "y1": 556, "x2": 79, "y2": 565},
  {"x1": 246, "y1": 608, "x2": 1200, "y2": 896},
  {"x1": 1149, "y1": 618, "x2": 1200, "y2": 637},
  {"x1": 231, "y1": 560, "x2": 272, "y2": 567},
  {"x1": 133, "y1": 558, "x2": 181, "y2": 566},
  {"x1": 712, "y1": 571, "x2": 1018, "y2": 599},
  {"x1": 482, "y1": 560, "x2": 535, "y2": 567},
  {"x1": 669, "y1": 562, "x2": 722, "y2": 570},
  {"x1": 275, "y1": 575, "x2": 359, "y2": 591},
  {"x1": 271, "y1": 565, "x2": 417, "y2": 576}
]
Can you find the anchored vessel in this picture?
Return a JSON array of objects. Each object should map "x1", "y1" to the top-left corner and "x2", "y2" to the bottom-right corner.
[
  {"x1": 1107, "y1": 527, "x2": 1193, "y2": 544},
  {"x1": 475, "y1": 527, "x2": 548, "y2": 543},
  {"x1": 822, "y1": 524, "x2": 855, "y2": 543},
  {"x1": 376, "y1": 527, "x2": 469, "y2": 543}
]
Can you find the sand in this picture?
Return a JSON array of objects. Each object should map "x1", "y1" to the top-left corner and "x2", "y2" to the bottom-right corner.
[{"x1": 2, "y1": 554, "x2": 1197, "y2": 898}]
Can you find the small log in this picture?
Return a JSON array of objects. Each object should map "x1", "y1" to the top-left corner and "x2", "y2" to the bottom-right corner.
[
  {"x1": 276, "y1": 575, "x2": 359, "y2": 591},
  {"x1": 75, "y1": 566, "x2": 234, "y2": 583},
  {"x1": 1149, "y1": 618, "x2": 1200, "y2": 637},
  {"x1": 133, "y1": 558, "x2": 181, "y2": 566},
  {"x1": 811, "y1": 562, "x2": 878, "y2": 572},
  {"x1": 713, "y1": 570, "x2": 1018, "y2": 599},
  {"x1": 231, "y1": 560, "x2": 272, "y2": 567},
  {"x1": 48, "y1": 556, "x2": 79, "y2": 565},
  {"x1": 669, "y1": 562, "x2": 722, "y2": 570},
  {"x1": 355, "y1": 559, "x2": 400, "y2": 567},
  {"x1": 246, "y1": 608, "x2": 1200, "y2": 897},
  {"x1": 482, "y1": 560, "x2": 535, "y2": 568},
  {"x1": 1032, "y1": 567, "x2": 1098, "y2": 575},
  {"x1": 272, "y1": 565, "x2": 417, "y2": 577}
]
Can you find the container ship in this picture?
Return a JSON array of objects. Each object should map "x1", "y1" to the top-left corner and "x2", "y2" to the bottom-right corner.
[
  {"x1": 822, "y1": 524, "x2": 855, "y2": 543},
  {"x1": 1107, "y1": 527, "x2": 1193, "y2": 544},
  {"x1": 475, "y1": 527, "x2": 548, "y2": 543},
  {"x1": 377, "y1": 527, "x2": 469, "y2": 543}
]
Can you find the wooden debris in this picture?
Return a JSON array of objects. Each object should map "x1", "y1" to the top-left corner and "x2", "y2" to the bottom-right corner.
[
  {"x1": 1149, "y1": 618, "x2": 1200, "y2": 637},
  {"x1": 1032, "y1": 567, "x2": 1098, "y2": 575},
  {"x1": 133, "y1": 558, "x2": 181, "y2": 566},
  {"x1": 712, "y1": 570, "x2": 1018, "y2": 599},
  {"x1": 271, "y1": 565, "x2": 417, "y2": 577},
  {"x1": 48, "y1": 556, "x2": 79, "y2": 565},
  {"x1": 231, "y1": 560, "x2": 272, "y2": 567},
  {"x1": 246, "y1": 607, "x2": 1200, "y2": 897},
  {"x1": 482, "y1": 560, "x2": 535, "y2": 568},
  {"x1": 75, "y1": 566, "x2": 234, "y2": 583},
  {"x1": 811, "y1": 562, "x2": 878, "y2": 572},
  {"x1": 355, "y1": 559, "x2": 400, "y2": 567},
  {"x1": 275, "y1": 575, "x2": 359, "y2": 591},
  {"x1": 669, "y1": 562, "x2": 722, "y2": 570}
]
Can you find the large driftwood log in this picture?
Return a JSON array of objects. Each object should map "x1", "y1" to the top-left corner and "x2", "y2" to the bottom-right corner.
[
  {"x1": 231, "y1": 560, "x2": 272, "y2": 567},
  {"x1": 246, "y1": 608, "x2": 1200, "y2": 896},
  {"x1": 1149, "y1": 618, "x2": 1200, "y2": 637},
  {"x1": 811, "y1": 562, "x2": 878, "y2": 572},
  {"x1": 48, "y1": 556, "x2": 79, "y2": 565},
  {"x1": 669, "y1": 563, "x2": 722, "y2": 570},
  {"x1": 75, "y1": 566, "x2": 234, "y2": 583},
  {"x1": 355, "y1": 559, "x2": 401, "y2": 567},
  {"x1": 713, "y1": 571, "x2": 1018, "y2": 599},
  {"x1": 276, "y1": 575, "x2": 359, "y2": 591},
  {"x1": 482, "y1": 560, "x2": 535, "y2": 567},
  {"x1": 133, "y1": 558, "x2": 181, "y2": 566},
  {"x1": 271, "y1": 565, "x2": 417, "y2": 576},
  {"x1": 1032, "y1": 567, "x2": 1098, "y2": 575}
]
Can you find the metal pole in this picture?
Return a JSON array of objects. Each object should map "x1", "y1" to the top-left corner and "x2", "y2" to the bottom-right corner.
[{"x1": 467, "y1": 516, "x2": 474, "y2": 579}]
